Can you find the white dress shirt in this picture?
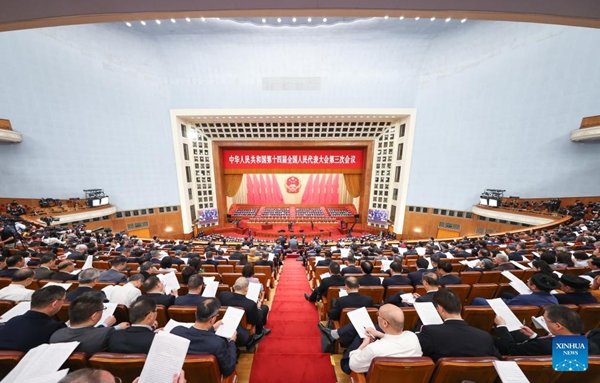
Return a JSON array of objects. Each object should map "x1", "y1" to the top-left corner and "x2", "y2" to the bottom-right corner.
[
  {"x1": 349, "y1": 331, "x2": 423, "y2": 373},
  {"x1": 0, "y1": 284, "x2": 35, "y2": 302},
  {"x1": 108, "y1": 283, "x2": 141, "y2": 307}
]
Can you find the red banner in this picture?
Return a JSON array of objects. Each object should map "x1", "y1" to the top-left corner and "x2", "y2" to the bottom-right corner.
[{"x1": 223, "y1": 149, "x2": 363, "y2": 169}]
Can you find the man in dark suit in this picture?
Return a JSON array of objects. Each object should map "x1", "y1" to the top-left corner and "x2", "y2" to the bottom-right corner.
[
  {"x1": 255, "y1": 252, "x2": 275, "y2": 271},
  {"x1": 382, "y1": 261, "x2": 411, "y2": 288},
  {"x1": 108, "y1": 296, "x2": 156, "y2": 353},
  {"x1": 218, "y1": 277, "x2": 270, "y2": 338},
  {"x1": 507, "y1": 243, "x2": 527, "y2": 261},
  {"x1": 174, "y1": 274, "x2": 206, "y2": 306},
  {"x1": 171, "y1": 298, "x2": 237, "y2": 377},
  {"x1": 143, "y1": 276, "x2": 176, "y2": 307},
  {"x1": 0, "y1": 254, "x2": 25, "y2": 278},
  {"x1": 329, "y1": 277, "x2": 374, "y2": 321},
  {"x1": 33, "y1": 253, "x2": 56, "y2": 280},
  {"x1": 98, "y1": 256, "x2": 128, "y2": 284},
  {"x1": 493, "y1": 253, "x2": 516, "y2": 271},
  {"x1": 50, "y1": 260, "x2": 78, "y2": 281},
  {"x1": 555, "y1": 274, "x2": 598, "y2": 304},
  {"x1": 386, "y1": 272, "x2": 440, "y2": 306},
  {"x1": 417, "y1": 288, "x2": 501, "y2": 361},
  {"x1": 67, "y1": 268, "x2": 106, "y2": 302},
  {"x1": 340, "y1": 255, "x2": 361, "y2": 276},
  {"x1": 494, "y1": 304, "x2": 599, "y2": 355},
  {"x1": 437, "y1": 261, "x2": 461, "y2": 286},
  {"x1": 305, "y1": 262, "x2": 345, "y2": 302},
  {"x1": 357, "y1": 261, "x2": 380, "y2": 286},
  {"x1": 229, "y1": 245, "x2": 244, "y2": 261},
  {"x1": 316, "y1": 252, "x2": 333, "y2": 267},
  {"x1": 408, "y1": 257, "x2": 432, "y2": 286},
  {"x1": 0, "y1": 285, "x2": 67, "y2": 351},
  {"x1": 202, "y1": 251, "x2": 219, "y2": 267},
  {"x1": 67, "y1": 244, "x2": 88, "y2": 261}
]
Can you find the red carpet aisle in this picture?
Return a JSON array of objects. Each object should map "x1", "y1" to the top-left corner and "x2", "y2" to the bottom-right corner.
[{"x1": 249, "y1": 260, "x2": 337, "y2": 383}]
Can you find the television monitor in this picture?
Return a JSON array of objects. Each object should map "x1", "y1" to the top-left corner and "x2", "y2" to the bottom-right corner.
[
  {"x1": 489, "y1": 198, "x2": 498, "y2": 207},
  {"x1": 100, "y1": 197, "x2": 109, "y2": 205},
  {"x1": 198, "y1": 208, "x2": 219, "y2": 224},
  {"x1": 480, "y1": 198, "x2": 488, "y2": 206},
  {"x1": 91, "y1": 199, "x2": 100, "y2": 207},
  {"x1": 367, "y1": 208, "x2": 388, "y2": 224}
]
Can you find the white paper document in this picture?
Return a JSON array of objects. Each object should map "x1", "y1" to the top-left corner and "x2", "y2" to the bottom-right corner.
[
  {"x1": 320, "y1": 272, "x2": 331, "y2": 280},
  {"x1": 380, "y1": 260, "x2": 392, "y2": 272},
  {"x1": 246, "y1": 282, "x2": 262, "y2": 303},
  {"x1": 0, "y1": 302, "x2": 31, "y2": 323},
  {"x1": 501, "y1": 271, "x2": 521, "y2": 283},
  {"x1": 1, "y1": 342, "x2": 79, "y2": 383},
  {"x1": 486, "y1": 298, "x2": 522, "y2": 332},
  {"x1": 531, "y1": 252, "x2": 540, "y2": 258},
  {"x1": 580, "y1": 275, "x2": 594, "y2": 283},
  {"x1": 400, "y1": 293, "x2": 416, "y2": 305},
  {"x1": 510, "y1": 261, "x2": 529, "y2": 270},
  {"x1": 26, "y1": 369, "x2": 69, "y2": 383},
  {"x1": 268, "y1": 253, "x2": 275, "y2": 261},
  {"x1": 330, "y1": 246, "x2": 338, "y2": 252},
  {"x1": 138, "y1": 332, "x2": 190, "y2": 383},
  {"x1": 415, "y1": 247, "x2": 426, "y2": 256},
  {"x1": 158, "y1": 271, "x2": 181, "y2": 294},
  {"x1": 338, "y1": 289, "x2": 348, "y2": 297},
  {"x1": 340, "y1": 248, "x2": 351, "y2": 258},
  {"x1": 413, "y1": 302, "x2": 443, "y2": 325},
  {"x1": 460, "y1": 259, "x2": 480, "y2": 268},
  {"x1": 164, "y1": 319, "x2": 193, "y2": 333},
  {"x1": 444, "y1": 252, "x2": 454, "y2": 259},
  {"x1": 398, "y1": 247, "x2": 408, "y2": 255},
  {"x1": 314, "y1": 256, "x2": 325, "y2": 264},
  {"x1": 95, "y1": 303, "x2": 117, "y2": 327},
  {"x1": 201, "y1": 281, "x2": 220, "y2": 298},
  {"x1": 493, "y1": 361, "x2": 530, "y2": 383},
  {"x1": 347, "y1": 307, "x2": 376, "y2": 339},
  {"x1": 531, "y1": 316, "x2": 550, "y2": 333},
  {"x1": 215, "y1": 306, "x2": 245, "y2": 339},
  {"x1": 203, "y1": 276, "x2": 215, "y2": 284},
  {"x1": 42, "y1": 282, "x2": 72, "y2": 291},
  {"x1": 82, "y1": 255, "x2": 94, "y2": 270},
  {"x1": 509, "y1": 281, "x2": 532, "y2": 295}
]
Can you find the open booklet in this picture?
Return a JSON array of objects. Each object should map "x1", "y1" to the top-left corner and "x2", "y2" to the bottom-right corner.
[
  {"x1": 215, "y1": 307, "x2": 245, "y2": 339},
  {"x1": 486, "y1": 298, "x2": 522, "y2": 332},
  {"x1": 157, "y1": 271, "x2": 181, "y2": 294},
  {"x1": 1, "y1": 342, "x2": 79, "y2": 383},
  {"x1": 413, "y1": 302, "x2": 443, "y2": 325},
  {"x1": 347, "y1": 307, "x2": 376, "y2": 339},
  {"x1": 493, "y1": 361, "x2": 530, "y2": 383},
  {"x1": 531, "y1": 316, "x2": 550, "y2": 333},
  {"x1": 138, "y1": 332, "x2": 190, "y2": 383}
]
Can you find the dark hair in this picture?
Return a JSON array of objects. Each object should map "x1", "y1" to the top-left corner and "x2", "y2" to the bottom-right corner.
[
  {"x1": 328, "y1": 262, "x2": 340, "y2": 275},
  {"x1": 532, "y1": 259, "x2": 554, "y2": 275},
  {"x1": 31, "y1": 285, "x2": 66, "y2": 309},
  {"x1": 160, "y1": 256, "x2": 173, "y2": 269},
  {"x1": 540, "y1": 252, "x2": 556, "y2": 265},
  {"x1": 241, "y1": 264, "x2": 255, "y2": 278},
  {"x1": 6, "y1": 254, "x2": 23, "y2": 267},
  {"x1": 129, "y1": 296, "x2": 157, "y2": 324},
  {"x1": 345, "y1": 276, "x2": 359, "y2": 289},
  {"x1": 143, "y1": 275, "x2": 161, "y2": 292},
  {"x1": 545, "y1": 305, "x2": 583, "y2": 334},
  {"x1": 128, "y1": 273, "x2": 145, "y2": 283},
  {"x1": 196, "y1": 297, "x2": 221, "y2": 322},
  {"x1": 432, "y1": 288, "x2": 462, "y2": 314},
  {"x1": 12, "y1": 268, "x2": 34, "y2": 281},
  {"x1": 205, "y1": 251, "x2": 213, "y2": 259},
  {"x1": 39, "y1": 253, "x2": 56, "y2": 265},
  {"x1": 389, "y1": 261, "x2": 403, "y2": 273},
  {"x1": 109, "y1": 256, "x2": 127, "y2": 266},
  {"x1": 573, "y1": 251, "x2": 589, "y2": 261},
  {"x1": 187, "y1": 274, "x2": 204, "y2": 289},
  {"x1": 422, "y1": 272, "x2": 439, "y2": 286},
  {"x1": 556, "y1": 252, "x2": 574, "y2": 267},
  {"x1": 361, "y1": 261, "x2": 373, "y2": 274},
  {"x1": 416, "y1": 257, "x2": 429, "y2": 269},
  {"x1": 69, "y1": 292, "x2": 105, "y2": 325},
  {"x1": 438, "y1": 261, "x2": 453, "y2": 273},
  {"x1": 181, "y1": 266, "x2": 196, "y2": 284}
]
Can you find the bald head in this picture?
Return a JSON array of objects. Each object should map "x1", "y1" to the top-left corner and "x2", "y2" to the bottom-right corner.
[{"x1": 378, "y1": 304, "x2": 405, "y2": 334}]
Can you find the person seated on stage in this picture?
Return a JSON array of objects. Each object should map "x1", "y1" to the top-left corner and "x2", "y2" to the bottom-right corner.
[
  {"x1": 0, "y1": 285, "x2": 67, "y2": 351},
  {"x1": 33, "y1": 253, "x2": 56, "y2": 280},
  {"x1": 418, "y1": 288, "x2": 501, "y2": 361},
  {"x1": 436, "y1": 261, "x2": 461, "y2": 286},
  {"x1": 316, "y1": 251, "x2": 333, "y2": 267},
  {"x1": 109, "y1": 274, "x2": 145, "y2": 307},
  {"x1": 329, "y1": 277, "x2": 374, "y2": 321},
  {"x1": 108, "y1": 296, "x2": 157, "y2": 354},
  {"x1": 305, "y1": 262, "x2": 345, "y2": 302},
  {"x1": 143, "y1": 275, "x2": 177, "y2": 308},
  {"x1": 219, "y1": 277, "x2": 270, "y2": 339},
  {"x1": 408, "y1": 257, "x2": 432, "y2": 286},
  {"x1": 171, "y1": 298, "x2": 238, "y2": 377},
  {"x1": 341, "y1": 304, "x2": 422, "y2": 374},
  {"x1": 386, "y1": 272, "x2": 440, "y2": 306},
  {"x1": 50, "y1": 292, "x2": 130, "y2": 354},
  {"x1": 174, "y1": 275, "x2": 206, "y2": 307},
  {"x1": 555, "y1": 274, "x2": 598, "y2": 304},
  {"x1": 67, "y1": 268, "x2": 106, "y2": 302},
  {"x1": 357, "y1": 261, "x2": 381, "y2": 286},
  {"x1": 0, "y1": 254, "x2": 25, "y2": 278},
  {"x1": 340, "y1": 254, "x2": 362, "y2": 276},
  {"x1": 494, "y1": 304, "x2": 599, "y2": 356},
  {"x1": 381, "y1": 261, "x2": 411, "y2": 288},
  {"x1": 98, "y1": 256, "x2": 128, "y2": 284},
  {"x1": 0, "y1": 268, "x2": 35, "y2": 301}
]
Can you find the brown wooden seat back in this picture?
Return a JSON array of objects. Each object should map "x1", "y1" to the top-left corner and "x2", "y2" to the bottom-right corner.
[
  {"x1": 0, "y1": 300, "x2": 15, "y2": 316},
  {"x1": 384, "y1": 285, "x2": 414, "y2": 300},
  {"x1": 465, "y1": 283, "x2": 498, "y2": 304},
  {"x1": 358, "y1": 286, "x2": 385, "y2": 304},
  {"x1": 459, "y1": 271, "x2": 482, "y2": 285},
  {"x1": 201, "y1": 264, "x2": 217, "y2": 272},
  {"x1": 401, "y1": 307, "x2": 419, "y2": 332},
  {"x1": 504, "y1": 356, "x2": 562, "y2": 383},
  {"x1": 338, "y1": 307, "x2": 378, "y2": 328},
  {"x1": 508, "y1": 305, "x2": 542, "y2": 328},
  {"x1": 183, "y1": 354, "x2": 237, "y2": 383},
  {"x1": 60, "y1": 352, "x2": 88, "y2": 372},
  {"x1": 216, "y1": 265, "x2": 234, "y2": 274},
  {"x1": 155, "y1": 304, "x2": 169, "y2": 328},
  {"x1": 0, "y1": 350, "x2": 24, "y2": 380},
  {"x1": 578, "y1": 303, "x2": 600, "y2": 332},
  {"x1": 462, "y1": 306, "x2": 496, "y2": 332},
  {"x1": 446, "y1": 284, "x2": 471, "y2": 305},
  {"x1": 351, "y1": 357, "x2": 434, "y2": 383},
  {"x1": 168, "y1": 305, "x2": 197, "y2": 322},
  {"x1": 430, "y1": 356, "x2": 499, "y2": 383},
  {"x1": 88, "y1": 353, "x2": 147, "y2": 383},
  {"x1": 220, "y1": 273, "x2": 242, "y2": 287},
  {"x1": 478, "y1": 271, "x2": 502, "y2": 284}
]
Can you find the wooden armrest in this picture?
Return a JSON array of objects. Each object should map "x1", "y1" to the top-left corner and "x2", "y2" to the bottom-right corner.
[
  {"x1": 333, "y1": 320, "x2": 341, "y2": 329},
  {"x1": 350, "y1": 371, "x2": 367, "y2": 383},
  {"x1": 222, "y1": 372, "x2": 237, "y2": 383}
]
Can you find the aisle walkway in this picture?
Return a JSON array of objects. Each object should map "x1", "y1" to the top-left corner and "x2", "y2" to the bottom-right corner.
[{"x1": 249, "y1": 260, "x2": 337, "y2": 383}]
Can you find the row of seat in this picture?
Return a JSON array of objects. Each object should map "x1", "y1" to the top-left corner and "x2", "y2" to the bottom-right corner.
[{"x1": 351, "y1": 355, "x2": 600, "y2": 383}]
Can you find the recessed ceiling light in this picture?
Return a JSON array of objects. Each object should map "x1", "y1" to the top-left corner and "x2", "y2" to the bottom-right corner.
[
  {"x1": 323, "y1": 17, "x2": 327, "y2": 22},
  {"x1": 155, "y1": 19, "x2": 161, "y2": 25},
  {"x1": 292, "y1": 17, "x2": 297, "y2": 23},
  {"x1": 399, "y1": 16, "x2": 404, "y2": 20},
  {"x1": 185, "y1": 17, "x2": 191, "y2": 22},
  {"x1": 415, "y1": 17, "x2": 420, "y2": 21},
  {"x1": 430, "y1": 17, "x2": 436, "y2": 21},
  {"x1": 277, "y1": 17, "x2": 282, "y2": 23},
  {"x1": 125, "y1": 22, "x2": 132, "y2": 27},
  {"x1": 170, "y1": 18, "x2": 176, "y2": 23},
  {"x1": 201, "y1": 17, "x2": 206, "y2": 22},
  {"x1": 262, "y1": 18, "x2": 266, "y2": 23},
  {"x1": 461, "y1": 18, "x2": 467, "y2": 23},
  {"x1": 140, "y1": 20, "x2": 146, "y2": 26},
  {"x1": 307, "y1": 17, "x2": 312, "y2": 23},
  {"x1": 445, "y1": 17, "x2": 451, "y2": 22},
  {"x1": 384, "y1": 15, "x2": 389, "y2": 20}
]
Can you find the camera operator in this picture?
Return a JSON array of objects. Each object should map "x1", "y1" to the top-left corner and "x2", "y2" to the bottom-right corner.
[{"x1": 0, "y1": 221, "x2": 18, "y2": 249}]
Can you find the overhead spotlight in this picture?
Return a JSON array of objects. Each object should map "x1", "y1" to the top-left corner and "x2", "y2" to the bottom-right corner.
[
  {"x1": 323, "y1": 17, "x2": 327, "y2": 22},
  {"x1": 185, "y1": 17, "x2": 191, "y2": 22},
  {"x1": 201, "y1": 17, "x2": 206, "y2": 22},
  {"x1": 445, "y1": 17, "x2": 451, "y2": 22},
  {"x1": 262, "y1": 18, "x2": 266, "y2": 23},
  {"x1": 307, "y1": 17, "x2": 312, "y2": 23},
  {"x1": 292, "y1": 17, "x2": 297, "y2": 23},
  {"x1": 399, "y1": 16, "x2": 404, "y2": 20},
  {"x1": 430, "y1": 17, "x2": 436, "y2": 21},
  {"x1": 415, "y1": 16, "x2": 420, "y2": 21},
  {"x1": 140, "y1": 20, "x2": 146, "y2": 26},
  {"x1": 155, "y1": 19, "x2": 161, "y2": 25},
  {"x1": 461, "y1": 18, "x2": 467, "y2": 23},
  {"x1": 170, "y1": 18, "x2": 176, "y2": 23},
  {"x1": 384, "y1": 15, "x2": 389, "y2": 20},
  {"x1": 125, "y1": 22, "x2": 132, "y2": 27},
  {"x1": 277, "y1": 17, "x2": 282, "y2": 23}
]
